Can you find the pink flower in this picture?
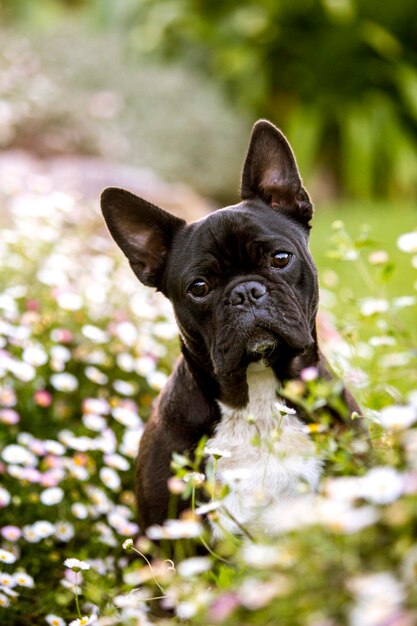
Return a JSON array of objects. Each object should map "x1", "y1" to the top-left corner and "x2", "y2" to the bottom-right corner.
[
  {"x1": 0, "y1": 388, "x2": 16, "y2": 407},
  {"x1": 1, "y1": 526, "x2": 22, "y2": 542},
  {"x1": 40, "y1": 470, "x2": 64, "y2": 488},
  {"x1": 21, "y1": 467, "x2": 42, "y2": 483},
  {"x1": 34, "y1": 390, "x2": 53, "y2": 408},
  {"x1": 0, "y1": 409, "x2": 20, "y2": 425},
  {"x1": 209, "y1": 593, "x2": 240, "y2": 622},
  {"x1": 50, "y1": 328, "x2": 73, "y2": 344},
  {"x1": 28, "y1": 440, "x2": 47, "y2": 456},
  {"x1": 25, "y1": 299, "x2": 39, "y2": 311},
  {"x1": 44, "y1": 455, "x2": 64, "y2": 469},
  {"x1": 300, "y1": 366, "x2": 319, "y2": 382}
]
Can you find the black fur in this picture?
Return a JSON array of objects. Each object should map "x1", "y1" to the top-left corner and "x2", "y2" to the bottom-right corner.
[{"x1": 101, "y1": 120, "x2": 360, "y2": 530}]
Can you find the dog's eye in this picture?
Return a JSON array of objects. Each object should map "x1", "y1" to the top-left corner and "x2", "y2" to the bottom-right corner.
[
  {"x1": 271, "y1": 251, "x2": 292, "y2": 269},
  {"x1": 189, "y1": 280, "x2": 211, "y2": 298}
]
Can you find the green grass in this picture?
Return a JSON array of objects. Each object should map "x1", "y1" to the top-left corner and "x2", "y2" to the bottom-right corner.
[{"x1": 311, "y1": 201, "x2": 417, "y2": 300}]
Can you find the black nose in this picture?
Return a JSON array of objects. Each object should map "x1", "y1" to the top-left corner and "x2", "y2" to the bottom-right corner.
[{"x1": 230, "y1": 281, "x2": 267, "y2": 307}]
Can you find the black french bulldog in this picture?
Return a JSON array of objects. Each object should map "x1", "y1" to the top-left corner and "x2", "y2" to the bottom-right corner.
[{"x1": 101, "y1": 120, "x2": 360, "y2": 535}]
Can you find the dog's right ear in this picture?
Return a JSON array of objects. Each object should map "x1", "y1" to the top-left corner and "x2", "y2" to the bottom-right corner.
[
  {"x1": 101, "y1": 187, "x2": 185, "y2": 289},
  {"x1": 241, "y1": 120, "x2": 313, "y2": 226}
]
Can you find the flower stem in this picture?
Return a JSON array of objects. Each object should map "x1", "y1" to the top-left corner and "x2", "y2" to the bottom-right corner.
[
  {"x1": 191, "y1": 484, "x2": 196, "y2": 512},
  {"x1": 199, "y1": 535, "x2": 232, "y2": 564},
  {"x1": 74, "y1": 572, "x2": 82, "y2": 619},
  {"x1": 131, "y1": 547, "x2": 165, "y2": 594},
  {"x1": 222, "y1": 506, "x2": 256, "y2": 542}
]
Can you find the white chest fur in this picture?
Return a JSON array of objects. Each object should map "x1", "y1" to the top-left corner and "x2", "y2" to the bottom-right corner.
[{"x1": 207, "y1": 364, "x2": 322, "y2": 536}]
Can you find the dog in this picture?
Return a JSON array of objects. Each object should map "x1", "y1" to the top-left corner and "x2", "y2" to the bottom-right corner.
[{"x1": 101, "y1": 120, "x2": 361, "y2": 536}]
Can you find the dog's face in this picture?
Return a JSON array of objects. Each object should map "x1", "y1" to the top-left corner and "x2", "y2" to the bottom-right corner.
[
  {"x1": 163, "y1": 202, "x2": 318, "y2": 377},
  {"x1": 101, "y1": 121, "x2": 319, "y2": 404}
]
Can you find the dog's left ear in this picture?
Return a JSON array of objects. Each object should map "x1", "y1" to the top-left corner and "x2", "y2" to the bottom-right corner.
[{"x1": 241, "y1": 119, "x2": 313, "y2": 226}]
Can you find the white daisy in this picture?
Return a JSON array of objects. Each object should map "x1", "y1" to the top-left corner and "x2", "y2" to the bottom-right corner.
[
  {"x1": 32, "y1": 520, "x2": 55, "y2": 539},
  {"x1": 69, "y1": 616, "x2": 97, "y2": 626},
  {"x1": 50, "y1": 373, "x2": 78, "y2": 393},
  {"x1": 0, "y1": 572, "x2": 16, "y2": 588},
  {"x1": 81, "y1": 325, "x2": 109, "y2": 343},
  {"x1": 64, "y1": 558, "x2": 91, "y2": 571},
  {"x1": 22, "y1": 344, "x2": 48, "y2": 367},
  {"x1": 360, "y1": 298, "x2": 389, "y2": 317},
  {"x1": 40, "y1": 487, "x2": 64, "y2": 506},
  {"x1": 82, "y1": 398, "x2": 110, "y2": 415},
  {"x1": 45, "y1": 615, "x2": 66, "y2": 626},
  {"x1": 359, "y1": 466, "x2": 404, "y2": 504},
  {"x1": 112, "y1": 380, "x2": 136, "y2": 396},
  {"x1": 274, "y1": 401, "x2": 296, "y2": 415},
  {"x1": 71, "y1": 503, "x2": 89, "y2": 520},
  {"x1": 397, "y1": 231, "x2": 417, "y2": 253},
  {"x1": 378, "y1": 405, "x2": 417, "y2": 431},
  {"x1": 0, "y1": 549, "x2": 16, "y2": 564},
  {"x1": 204, "y1": 446, "x2": 231, "y2": 459},
  {"x1": 177, "y1": 557, "x2": 211, "y2": 578},
  {"x1": 112, "y1": 406, "x2": 141, "y2": 428},
  {"x1": 103, "y1": 453, "x2": 129, "y2": 471},
  {"x1": 82, "y1": 413, "x2": 106, "y2": 432},
  {"x1": 54, "y1": 522, "x2": 75, "y2": 542},
  {"x1": 0, "y1": 487, "x2": 11, "y2": 507},
  {"x1": 13, "y1": 572, "x2": 34, "y2": 588},
  {"x1": 84, "y1": 366, "x2": 108, "y2": 385},
  {"x1": 0, "y1": 592, "x2": 10, "y2": 608},
  {"x1": 147, "y1": 519, "x2": 203, "y2": 540},
  {"x1": 2, "y1": 444, "x2": 37, "y2": 466},
  {"x1": 23, "y1": 525, "x2": 41, "y2": 543},
  {"x1": 99, "y1": 467, "x2": 121, "y2": 491}
]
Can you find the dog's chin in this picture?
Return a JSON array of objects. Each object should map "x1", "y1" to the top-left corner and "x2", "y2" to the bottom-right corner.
[
  {"x1": 246, "y1": 333, "x2": 278, "y2": 364},
  {"x1": 212, "y1": 323, "x2": 314, "y2": 378}
]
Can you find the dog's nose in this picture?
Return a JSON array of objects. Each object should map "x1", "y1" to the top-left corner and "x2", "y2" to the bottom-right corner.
[{"x1": 230, "y1": 281, "x2": 267, "y2": 307}]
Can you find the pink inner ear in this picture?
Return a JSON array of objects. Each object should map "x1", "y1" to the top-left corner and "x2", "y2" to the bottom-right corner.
[
  {"x1": 261, "y1": 167, "x2": 300, "y2": 207},
  {"x1": 265, "y1": 184, "x2": 297, "y2": 209},
  {"x1": 125, "y1": 226, "x2": 167, "y2": 270},
  {"x1": 128, "y1": 229, "x2": 153, "y2": 249}
]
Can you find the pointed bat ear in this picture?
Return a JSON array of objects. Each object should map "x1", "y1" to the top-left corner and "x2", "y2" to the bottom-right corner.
[
  {"x1": 241, "y1": 120, "x2": 313, "y2": 226},
  {"x1": 101, "y1": 187, "x2": 185, "y2": 289}
]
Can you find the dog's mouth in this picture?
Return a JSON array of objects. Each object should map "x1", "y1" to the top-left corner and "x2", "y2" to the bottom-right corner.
[
  {"x1": 246, "y1": 331, "x2": 278, "y2": 362},
  {"x1": 212, "y1": 320, "x2": 314, "y2": 378}
]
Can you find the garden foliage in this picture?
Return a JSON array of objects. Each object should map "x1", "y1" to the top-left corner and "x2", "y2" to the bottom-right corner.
[
  {"x1": 129, "y1": 0, "x2": 417, "y2": 201},
  {"x1": 2, "y1": 2, "x2": 417, "y2": 201},
  {"x1": 0, "y1": 26, "x2": 248, "y2": 202}
]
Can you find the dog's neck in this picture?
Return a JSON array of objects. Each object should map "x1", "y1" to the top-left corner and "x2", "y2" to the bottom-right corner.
[{"x1": 218, "y1": 361, "x2": 279, "y2": 421}]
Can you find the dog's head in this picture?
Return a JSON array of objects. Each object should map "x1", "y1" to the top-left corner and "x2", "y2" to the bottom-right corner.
[{"x1": 101, "y1": 120, "x2": 319, "y2": 404}]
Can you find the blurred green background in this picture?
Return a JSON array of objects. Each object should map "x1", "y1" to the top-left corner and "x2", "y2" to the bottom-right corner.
[
  {"x1": 1, "y1": 0, "x2": 416, "y2": 304},
  {"x1": 1, "y1": 0, "x2": 417, "y2": 203}
]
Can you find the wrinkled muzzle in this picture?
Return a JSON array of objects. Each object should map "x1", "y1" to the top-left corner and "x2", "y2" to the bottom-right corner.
[{"x1": 210, "y1": 279, "x2": 314, "y2": 376}]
